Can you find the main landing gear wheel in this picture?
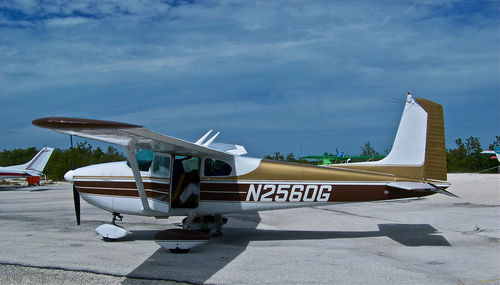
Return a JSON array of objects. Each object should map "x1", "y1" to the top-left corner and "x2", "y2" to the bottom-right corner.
[
  {"x1": 154, "y1": 229, "x2": 210, "y2": 253},
  {"x1": 181, "y1": 214, "x2": 227, "y2": 235},
  {"x1": 154, "y1": 215, "x2": 226, "y2": 253}
]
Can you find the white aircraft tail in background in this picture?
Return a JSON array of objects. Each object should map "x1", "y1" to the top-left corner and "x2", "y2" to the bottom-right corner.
[{"x1": 0, "y1": 147, "x2": 54, "y2": 179}]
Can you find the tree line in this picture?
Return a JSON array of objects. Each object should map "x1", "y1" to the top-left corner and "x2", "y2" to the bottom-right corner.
[
  {"x1": 0, "y1": 136, "x2": 498, "y2": 181},
  {"x1": 446, "y1": 136, "x2": 499, "y2": 172},
  {"x1": 265, "y1": 141, "x2": 387, "y2": 164}
]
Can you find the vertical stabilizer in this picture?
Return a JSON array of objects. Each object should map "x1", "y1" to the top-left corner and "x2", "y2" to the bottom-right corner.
[
  {"x1": 375, "y1": 94, "x2": 428, "y2": 166},
  {"x1": 335, "y1": 94, "x2": 447, "y2": 181},
  {"x1": 372, "y1": 94, "x2": 447, "y2": 180}
]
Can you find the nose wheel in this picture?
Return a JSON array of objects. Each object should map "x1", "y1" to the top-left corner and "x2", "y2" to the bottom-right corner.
[{"x1": 95, "y1": 212, "x2": 129, "y2": 241}]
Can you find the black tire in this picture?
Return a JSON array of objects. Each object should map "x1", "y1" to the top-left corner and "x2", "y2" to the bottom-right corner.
[
  {"x1": 102, "y1": 237, "x2": 117, "y2": 242},
  {"x1": 169, "y1": 247, "x2": 190, "y2": 254}
]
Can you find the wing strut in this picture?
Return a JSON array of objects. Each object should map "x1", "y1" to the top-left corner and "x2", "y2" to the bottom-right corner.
[{"x1": 125, "y1": 145, "x2": 151, "y2": 211}]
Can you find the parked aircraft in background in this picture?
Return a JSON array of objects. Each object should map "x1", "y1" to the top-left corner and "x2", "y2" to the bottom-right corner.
[
  {"x1": 0, "y1": 147, "x2": 54, "y2": 181},
  {"x1": 481, "y1": 147, "x2": 500, "y2": 162},
  {"x1": 302, "y1": 152, "x2": 386, "y2": 165},
  {"x1": 32, "y1": 93, "x2": 455, "y2": 252}
]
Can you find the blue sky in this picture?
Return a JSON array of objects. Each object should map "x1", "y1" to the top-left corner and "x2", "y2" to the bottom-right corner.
[{"x1": 1, "y1": 0, "x2": 499, "y2": 158}]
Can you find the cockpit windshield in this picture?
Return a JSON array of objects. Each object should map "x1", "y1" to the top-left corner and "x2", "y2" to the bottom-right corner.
[{"x1": 127, "y1": 149, "x2": 154, "y2": 171}]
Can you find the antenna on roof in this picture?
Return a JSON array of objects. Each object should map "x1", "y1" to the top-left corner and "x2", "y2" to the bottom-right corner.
[
  {"x1": 203, "y1": 132, "x2": 220, "y2": 147},
  {"x1": 195, "y1": 129, "x2": 213, "y2": 145}
]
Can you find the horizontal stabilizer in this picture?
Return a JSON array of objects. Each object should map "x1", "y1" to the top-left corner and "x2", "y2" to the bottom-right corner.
[
  {"x1": 209, "y1": 143, "x2": 247, "y2": 156},
  {"x1": 387, "y1": 182, "x2": 457, "y2": 197}
]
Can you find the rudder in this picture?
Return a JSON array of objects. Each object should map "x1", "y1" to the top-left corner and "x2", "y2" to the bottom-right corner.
[{"x1": 415, "y1": 98, "x2": 447, "y2": 181}]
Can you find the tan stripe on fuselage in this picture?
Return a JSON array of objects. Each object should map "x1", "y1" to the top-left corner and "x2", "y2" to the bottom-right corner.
[{"x1": 225, "y1": 160, "x2": 414, "y2": 182}]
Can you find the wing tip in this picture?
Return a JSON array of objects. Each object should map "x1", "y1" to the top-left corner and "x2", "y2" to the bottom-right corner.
[{"x1": 32, "y1": 117, "x2": 141, "y2": 130}]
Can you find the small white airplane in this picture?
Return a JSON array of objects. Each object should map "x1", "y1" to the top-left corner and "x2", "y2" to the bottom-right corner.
[
  {"x1": 481, "y1": 147, "x2": 500, "y2": 162},
  {"x1": 0, "y1": 146, "x2": 54, "y2": 181},
  {"x1": 32, "y1": 93, "x2": 455, "y2": 252}
]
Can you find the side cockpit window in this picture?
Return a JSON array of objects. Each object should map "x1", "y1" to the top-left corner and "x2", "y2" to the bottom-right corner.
[
  {"x1": 204, "y1": 158, "x2": 232, "y2": 176},
  {"x1": 152, "y1": 154, "x2": 171, "y2": 177}
]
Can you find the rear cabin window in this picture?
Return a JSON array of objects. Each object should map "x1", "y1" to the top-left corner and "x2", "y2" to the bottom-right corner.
[{"x1": 204, "y1": 159, "x2": 232, "y2": 176}]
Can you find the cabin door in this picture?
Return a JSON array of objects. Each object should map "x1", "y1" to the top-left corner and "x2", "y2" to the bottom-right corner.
[{"x1": 170, "y1": 156, "x2": 200, "y2": 209}]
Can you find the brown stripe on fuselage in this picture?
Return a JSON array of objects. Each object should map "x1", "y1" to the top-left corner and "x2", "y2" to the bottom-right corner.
[
  {"x1": 74, "y1": 179, "x2": 436, "y2": 204},
  {"x1": 75, "y1": 180, "x2": 170, "y2": 202},
  {"x1": 330, "y1": 185, "x2": 433, "y2": 201},
  {"x1": 77, "y1": 187, "x2": 170, "y2": 202},
  {"x1": 75, "y1": 180, "x2": 169, "y2": 191},
  {"x1": 200, "y1": 182, "x2": 435, "y2": 202}
]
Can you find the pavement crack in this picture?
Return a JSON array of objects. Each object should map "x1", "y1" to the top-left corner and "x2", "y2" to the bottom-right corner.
[
  {"x1": 0, "y1": 262, "x2": 195, "y2": 285},
  {"x1": 314, "y1": 207, "x2": 400, "y2": 223}
]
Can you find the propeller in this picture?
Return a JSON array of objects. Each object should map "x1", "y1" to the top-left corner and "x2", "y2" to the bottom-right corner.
[
  {"x1": 73, "y1": 184, "x2": 80, "y2": 225},
  {"x1": 70, "y1": 135, "x2": 81, "y2": 225}
]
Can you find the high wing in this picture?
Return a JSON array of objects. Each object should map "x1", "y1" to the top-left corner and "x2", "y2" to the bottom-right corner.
[
  {"x1": 32, "y1": 117, "x2": 245, "y2": 157},
  {"x1": 33, "y1": 117, "x2": 247, "y2": 214}
]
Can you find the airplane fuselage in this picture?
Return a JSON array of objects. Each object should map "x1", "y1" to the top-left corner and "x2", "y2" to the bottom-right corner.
[{"x1": 68, "y1": 157, "x2": 448, "y2": 218}]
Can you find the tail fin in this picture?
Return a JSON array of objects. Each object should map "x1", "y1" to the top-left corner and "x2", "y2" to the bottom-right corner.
[
  {"x1": 373, "y1": 94, "x2": 446, "y2": 180},
  {"x1": 338, "y1": 94, "x2": 447, "y2": 181},
  {"x1": 22, "y1": 147, "x2": 54, "y2": 173}
]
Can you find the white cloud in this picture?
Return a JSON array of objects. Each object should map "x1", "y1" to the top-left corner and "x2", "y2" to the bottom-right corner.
[{"x1": 45, "y1": 16, "x2": 90, "y2": 26}]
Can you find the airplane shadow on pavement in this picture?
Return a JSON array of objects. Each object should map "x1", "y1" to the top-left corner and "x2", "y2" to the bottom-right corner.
[
  {"x1": 122, "y1": 213, "x2": 450, "y2": 284},
  {"x1": 122, "y1": 211, "x2": 262, "y2": 284}
]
